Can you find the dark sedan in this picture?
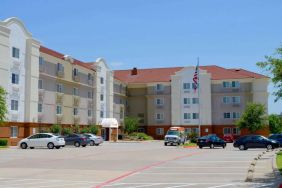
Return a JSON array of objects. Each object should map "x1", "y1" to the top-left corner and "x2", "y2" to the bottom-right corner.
[
  {"x1": 233, "y1": 135, "x2": 279, "y2": 150},
  {"x1": 197, "y1": 135, "x2": 226, "y2": 149},
  {"x1": 63, "y1": 134, "x2": 89, "y2": 147},
  {"x1": 269, "y1": 134, "x2": 282, "y2": 147}
]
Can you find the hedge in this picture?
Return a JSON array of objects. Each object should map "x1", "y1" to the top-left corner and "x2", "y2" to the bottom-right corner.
[{"x1": 0, "y1": 139, "x2": 8, "y2": 146}]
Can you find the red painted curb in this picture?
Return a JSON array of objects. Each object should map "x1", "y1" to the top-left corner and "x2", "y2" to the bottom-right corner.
[{"x1": 94, "y1": 151, "x2": 204, "y2": 188}]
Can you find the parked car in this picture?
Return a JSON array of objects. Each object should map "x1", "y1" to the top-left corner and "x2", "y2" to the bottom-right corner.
[
  {"x1": 83, "y1": 133, "x2": 103, "y2": 146},
  {"x1": 223, "y1": 134, "x2": 234, "y2": 143},
  {"x1": 197, "y1": 135, "x2": 226, "y2": 149},
  {"x1": 164, "y1": 127, "x2": 186, "y2": 146},
  {"x1": 18, "y1": 133, "x2": 65, "y2": 149},
  {"x1": 268, "y1": 134, "x2": 282, "y2": 147},
  {"x1": 63, "y1": 134, "x2": 89, "y2": 147},
  {"x1": 233, "y1": 135, "x2": 279, "y2": 150}
]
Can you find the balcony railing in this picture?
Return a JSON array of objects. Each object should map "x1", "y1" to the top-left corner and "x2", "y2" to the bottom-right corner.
[
  {"x1": 57, "y1": 70, "x2": 64, "y2": 78},
  {"x1": 56, "y1": 93, "x2": 64, "y2": 104},
  {"x1": 73, "y1": 75, "x2": 80, "y2": 82}
]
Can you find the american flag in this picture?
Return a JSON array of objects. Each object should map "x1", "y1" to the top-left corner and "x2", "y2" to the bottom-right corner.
[{"x1": 193, "y1": 62, "x2": 199, "y2": 92}]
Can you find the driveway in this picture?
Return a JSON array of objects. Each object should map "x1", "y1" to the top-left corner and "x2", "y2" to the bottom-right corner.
[{"x1": 0, "y1": 142, "x2": 274, "y2": 188}]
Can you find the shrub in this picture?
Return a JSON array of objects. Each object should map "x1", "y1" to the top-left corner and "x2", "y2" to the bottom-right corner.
[
  {"x1": 124, "y1": 117, "x2": 139, "y2": 134},
  {"x1": 129, "y1": 132, "x2": 153, "y2": 140},
  {"x1": 89, "y1": 125, "x2": 99, "y2": 135},
  {"x1": 188, "y1": 132, "x2": 198, "y2": 143},
  {"x1": 50, "y1": 124, "x2": 62, "y2": 134},
  {"x1": 80, "y1": 127, "x2": 89, "y2": 134},
  {"x1": 73, "y1": 124, "x2": 80, "y2": 133},
  {"x1": 62, "y1": 127, "x2": 73, "y2": 135},
  {"x1": 0, "y1": 139, "x2": 8, "y2": 146}
]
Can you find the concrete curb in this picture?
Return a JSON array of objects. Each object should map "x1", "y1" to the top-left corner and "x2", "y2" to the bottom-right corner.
[{"x1": 272, "y1": 150, "x2": 282, "y2": 187}]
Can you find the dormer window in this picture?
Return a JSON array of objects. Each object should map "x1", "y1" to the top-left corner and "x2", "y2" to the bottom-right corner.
[{"x1": 73, "y1": 68, "x2": 79, "y2": 76}]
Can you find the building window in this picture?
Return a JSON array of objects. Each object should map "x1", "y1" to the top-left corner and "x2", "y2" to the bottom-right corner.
[
  {"x1": 73, "y1": 108, "x2": 78, "y2": 116},
  {"x1": 11, "y1": 100, "x2": 18, "y2": 111},
  {"x1": 100, "y1": 111, "x2": 104, "y2": 118},
  {"x1": 223, "y1": 127, "x2": 232, "y2": 135},
  {"x1": 185, "y1": 128, "x2": 191, "y2": 134},
  {"x1": 183, "y1": 83, "x2": 190, "y2": 90},
  {"x1": 224, "y1": 112, "x2": 231, "y2": 119},
  {"x1": 12, "y1": 47, "x2": 20, "y2": 58},
  {"x1": 100, "y1": 94, "x2": 104, "y2": 101},
  {"x1": 232, "y1": 96, "x2": 240, "y2": 104},
  {"x1": 39, "y1": 56, "x2": 44, "y2": 65},
  {"x1": 100, "y1": 77, "x2": 104, "y2": 84},
  {"x1": 38, "y1": 80, "x2": 43, "y2": 89},
  {"x1": 192, "y1": 113, "x2": 199, "y2": 119},
  {"x1": 88, "y1": 109, "x2": 92, "y2": 117},
  {"x1": 88, "y1": 91, "x2": 93, "y2": 99},
  {"x1": 156, "y1": 128, "x2": 164, "y2": 135},
  {"x1": 155, "y1": 98, "x2": 164, "y2": 105},
  {"x1": 38, "y1": 103, "x2": 43, "y2": 113},
  {"x1": 155, "y1": 113, "x2": 164, "y2": 120},
  {"x1": 120, "y1": 108, "x2": 124, "y2": 119},
  {"x1": 56, "y1": 105, "x2": 62, "y2": 115},
  {"x1": 10, "y1": 126, "x2": 18, "y2": 138},
  {"x1": 223, "y1": 81, "x2": 230, "y2": 88},
  {"x1": 56, "y1": 84, "x2": 63, "y2": 93},
  {"x1": 73, "y1": 88, "x2": 79, "y2": 96},
  {"x1": 184, "y1": 98, "x2": 190, "y2": 105},
  {"x1": 223, "y1": 96, "x2": 230, "y2": 104},
  {"x1": 191, "y1": 128, "x2": 199, "y2": 134},
  {"x1": 192, "y1": 98, "x2": 199, "y2": 104},
  {"x1": 233, "y1": 128, "x2": 241, "y2": 135},
  {"x1": 88, "y1": 73, "x2": 93, "y2": 81},
  {"x1": 57, "y1": 63, "x2": 64, "y2": 72},
  {"x1": 232, "y1": 112, "x2": 240, "y2": 119},
  {"x1": 231, "y1": 81, "x2": 240, "y2": 88},
  {"x1": 155, "y1": 84, "x2": 164, "y2": 91},
  {"x1": 184, "y1": 113, "x2": 191, "y2": 120},
  {"x1": 11, "y1": 73, "x2": 19, "y2": 84}
]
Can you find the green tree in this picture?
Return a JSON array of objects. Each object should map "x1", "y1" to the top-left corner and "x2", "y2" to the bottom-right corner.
[
  {"x1": 124, "y1": 117, "x2": 139, "y2": 134},
  {"x1": 89, "y1": 125, "x2": 99, "y2": 135},
  {"x1": 0, "y1": 87, "x2": 7, "y2": 124},
  {"x1": 73, "y1": 124, "x2": 80, "y2": 133},
  {"x1": 50, "y1": 124, "x2": 62, "y2": 134},
  {"x1": 236, "y1": 103, "x2": 268, "y2": 133},
  {"x1": 80, "y1": 127, "x2": 89, "y2": 134},
  {"x1": 62, "y1": 127, "x2": 73, "y2": 135},
  {"x1": 257, "y1": 46, "x2": 282, "y2": 102},
  {"x1": 268, "y1": 114, "x2": 282, "y2": 134}
]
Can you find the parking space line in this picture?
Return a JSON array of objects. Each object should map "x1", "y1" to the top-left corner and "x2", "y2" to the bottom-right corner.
[
  {"x1": 207, "y1": 184, "x2": 236, "y2": 188},
  {"x1": 166, "y1": 184, "x2": 197, "y2": 188},
  {"x1": 125, "y1": 183, "x2": 162, "y2": 188}
]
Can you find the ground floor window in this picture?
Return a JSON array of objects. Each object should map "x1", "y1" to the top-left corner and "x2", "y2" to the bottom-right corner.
[
  {"x1": 137, "y1": 128, "x2": 145, "y2": 133},
  {"x1": 10, "y1": 126, "x2": 18, "y2": 138},
  {"x1": 233, "y1": 127, "x2": 241, "y2": 135},
  {"x1": 191, "y1": 127, "x2": 199, "y2": 134},
  {"x1": 156, "y1": 128, "x2": 164, "y2": 135},
  {"x1": 223, "y1": 127, "x2": 232, "y2": 135},
  {"x1": 185, "y1": 128, "x2": 191, "y2": 134}
]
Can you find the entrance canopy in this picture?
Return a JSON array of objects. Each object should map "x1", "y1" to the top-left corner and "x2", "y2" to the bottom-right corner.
[{"x1": 99, "y1": 118, "x2": 119, "y2": 128}]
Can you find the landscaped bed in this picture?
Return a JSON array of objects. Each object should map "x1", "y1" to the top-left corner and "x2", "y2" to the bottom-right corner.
[
  {"x1": 183, "y1": 142, "x2": 197, "y2": 148},
  {"x1": 277, "y1": 151, "x2": 282, "y2": 175}
]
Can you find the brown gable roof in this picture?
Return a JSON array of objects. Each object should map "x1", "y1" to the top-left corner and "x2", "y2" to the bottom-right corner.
[
  {"x1": 39, "y1": 46, "x2": 95, "y2": 71},
  {"x1": 114, "y1": 65, "x2": 267, "y2": 83}
]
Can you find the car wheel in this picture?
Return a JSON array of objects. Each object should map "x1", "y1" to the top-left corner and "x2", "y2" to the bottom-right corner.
[
  {"x1": 210, "y1": 144, "x2": 214, "y2": 149},
  {"x1": 266, "y1": 144, "x2": 273, "y2": 150},
  {"x1": 47, "y1": 142, "x2": 54, "y2": 149},
  {"x1": 239, "y1": 144, "x2": 245, "y2": 150},
  {"x1": 30, "y1": 147, "x2": 34, "y2": 149},
  {"x1": 164, "y1": 143, "x2": 167, "y2": 146},
  {"x1": 199, "y1": 146, "x2": 203, "y2": 149},
  {"x1": 82, "y1": 145, "x2": 86, "y2": 147},
  {"x1": 223, "y1": 144, "x2": 226, "y2": 149},
  {"x1": 90, "y1": 140, "x2": 95, "y2": 146},
  {"x1": 55, "y1": 146, "x2": 60, "y2": 149},
  {"x1": 74, "y1": 142, "x2": 80, "y2": 147},
  {"x1": 95, "y1": 144, "x2": 100, "y2": 146},
  {"x1": 20, "y1": 142, "x2": 27, "y2": 149}
]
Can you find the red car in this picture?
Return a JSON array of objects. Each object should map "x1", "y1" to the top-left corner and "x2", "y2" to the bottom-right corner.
[{"x1": 223, "y1": 134, "x2": 234, "y2": 143}]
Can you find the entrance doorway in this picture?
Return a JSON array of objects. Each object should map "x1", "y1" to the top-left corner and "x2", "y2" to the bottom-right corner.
[{"x1": 101, "y1": 128, "x2": 110, "y2": 141}]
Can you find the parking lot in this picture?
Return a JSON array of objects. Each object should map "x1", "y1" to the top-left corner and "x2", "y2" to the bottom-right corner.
[{"x1": 0, "y1": 142, "x2": 274, "y2": 188}]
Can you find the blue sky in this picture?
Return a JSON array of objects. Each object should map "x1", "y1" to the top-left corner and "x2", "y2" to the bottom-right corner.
[{"x1": 1, "y1": 0, "x2": 282, "y2": 114}]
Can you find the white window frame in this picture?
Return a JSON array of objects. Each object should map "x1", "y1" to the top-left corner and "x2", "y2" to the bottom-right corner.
[
  {"x1": 38, "y1": 80, "x2": 43, "y2": 89},
  {"x1": 87, "y1": 109, "x2": 92, "y2": 117},
  {"x1": 155, "y1": 84, "x2": 164, "y2": 91},
  {"x1": 223, "y1": 96, "x2": 230, "y2": 104},
  {"x1": 223, "y1": 127, "x2": 232, "y2": 135},
  {"x1": 38, "y1": 103, "x2": 43, "y2": 113},
  {"x1": 183, "y1": 83, "x2": 190, "y2": 90},
  {"x1": 184, "y1": 113, "x2": 191, "y2": 120},
  {"x1": 56, "y1": 84, "x2": 63, "y2": 93},
  {"x1": 11, "y1": 100, "x2": 18, "y2": 111},
  {"x1": 100, "y1": 77, "x2": 104, "y2": 84},
  {"x1": 12, "y1": 47, "x2": 20, "y2": 59},
  {"x1": 11, "y1": 73, "x2": 19, "y2": 84},
  {"x1": 184, "y1": 98, "x2": 190, "y2": 105},
  {"x1": 10, "y1": 126, "x2": 18, "y2": 138},
  {"x1": 73, "y1": 108, "x2": 79, "y2": 116},
  {"x1": 57, "y1": 63, "x2": 64, "y2": 72},
  {"x1": 56, "y1": 105, "x2": 62, "y2": 115},
  {"x1": 233, "y1": 127, "x2": 241, "y2": 135},
  {"x1": 232, "y1": 96, "x2": 240, "y2": 104},
  {"x1": 155, "y1": 113, "x2": 164, "y2": 120},
  {"x1": 192, "y1": 113, "x2": 199, "y2": 119},
  {"x1": 192, "y1": 98, "x2": 199, "y2": 104},
  {"x1": 223, "y1": 81, "x2": 230, "y2": 88},
  {"x1": 185, "y1": 128, "x2": 191, "y2": 134},
  {"x1": 231, "y1": 81, "x2": 240, "y2": 88},
  {"x1": 156, "y1": 128, "x2": 164, "y2": 135},
  {"x1": 232, "y1": 112, "x2": 240, "y2": 119},
  {"x1": 73, "y1": 87, "x2": 79, "y2": 96},
  {"x1": 155, "y1": 98, "x2": 164, "y2": 105},
  {"x1": 224, "y1": 112, "x2": 231, "y2": 119}
]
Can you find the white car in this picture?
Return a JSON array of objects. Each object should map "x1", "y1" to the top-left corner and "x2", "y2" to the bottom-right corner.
[
  {"x1": 18, "y1": 133, "x2": 65, "y2": 149},
  {"x1": 84, "y1": 133, "x2": 103, "y2": 146}
]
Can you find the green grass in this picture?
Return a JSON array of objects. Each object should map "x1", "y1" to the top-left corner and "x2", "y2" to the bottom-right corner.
[
  {"x1": 0, "y1": 146, "x2": 8, "y2": 149},
  {"x1": 183, "y1": 143, "x2": 197, "y2": 147},
  {"x1": 277, "y1": 151, "x2": 282, "y2": 175}
]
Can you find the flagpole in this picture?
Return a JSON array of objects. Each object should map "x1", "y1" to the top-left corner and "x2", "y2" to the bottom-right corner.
[{"x1": 197, "y1": 57, "x2": 201, "y2": 137}]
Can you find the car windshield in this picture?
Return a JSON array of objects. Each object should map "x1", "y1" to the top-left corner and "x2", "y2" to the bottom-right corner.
[{"x1": 166, "y1": 130, "x2": 179, "y2": 136}]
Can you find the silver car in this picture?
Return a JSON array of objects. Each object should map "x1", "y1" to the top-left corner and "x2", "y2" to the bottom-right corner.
[{"x1": 84, "y1": 133, "x2": 103, "y2": 146}]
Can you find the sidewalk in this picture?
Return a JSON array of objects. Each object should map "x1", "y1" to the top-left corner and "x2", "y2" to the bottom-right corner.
[{"x1": 252, "y1": 149, "x2": 282, "y2": 187}]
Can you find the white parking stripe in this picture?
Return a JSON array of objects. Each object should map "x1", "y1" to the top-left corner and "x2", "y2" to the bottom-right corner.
[
  {"x1": 125, "y1": 183, "x2": 162, "y2": 188},
  {"x1": 166, "y1": 184, "x2": 197, "y2": 188},
  {"x1": 207, "y1": 184, "x2": 235, "y2": 188},
  {"x1": 138, "y1": 172, "x2": 253, "y2": 175}
]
